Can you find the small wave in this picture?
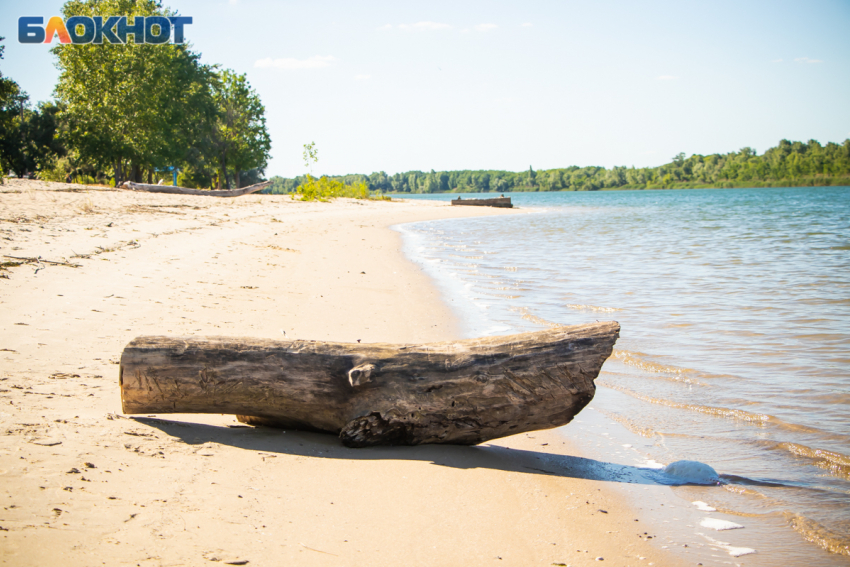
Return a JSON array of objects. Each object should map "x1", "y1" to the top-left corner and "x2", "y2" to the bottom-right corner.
[
  {"x1": 785, "y1": 512, "x2": 850, "y2": 556},
  {"x1": 611, "y1": 349, "x2": 698, "y2": 377},
  {"x1": 565, "y1": 303, "x2": 622, "y2": 313},
  {"x1": 762, "y1": 441, "x2": 850, "y2": 481},
  {"x1": 475, "y1": 292, "x2": 522, "y2": 300},
  {"x1": 718, "y1": 474, "x2": 790, "y2": 488},
  {"x1": 722, "y1": 483, "x2": 767, "y2": 498},
  {"x1": 594, "y1": 408, "x2": 656, "y2": 438},
  {"x1": 597, "y1": 381, "x2": 818, "y2": 432},
  {"x1": 508, "y1": 306, "x2": 561, "y2": 328}
]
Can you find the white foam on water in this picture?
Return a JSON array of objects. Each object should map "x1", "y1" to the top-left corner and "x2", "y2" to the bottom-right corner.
[
  {"x1": 644, "y1": 459, "x2": 665, "y2": 469},
  {"x1": 701, "y1": 535, "x2": 756, "y2": 557},
  {"x1": 726, "y1": 546, "x2": 757, "y2": 557},
  {"x1": 700, "y1": 518, "x2": 744, "y2": 531},
  {"x1": 662, "y1": 460, "x2": 719, "y2": 485},
  {"x1": 692, "y1": 501, "x2": 716, "y2": 512}
]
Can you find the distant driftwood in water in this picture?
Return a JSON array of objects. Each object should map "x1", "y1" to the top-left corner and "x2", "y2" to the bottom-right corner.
[
  {"x1": 451, "y1": 196, "x2": 513, "y2": 208},
  {"x1": 122, "y1": 180, "x2": 271, "y2": 198},
  {"x1": 119, "y1": 322, "x2": 619, "y2": 447}
]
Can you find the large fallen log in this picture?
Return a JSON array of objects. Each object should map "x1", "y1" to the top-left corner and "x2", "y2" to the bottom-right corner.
[
  {"x1": 119, "y1": 322, "x2": 619, "y2": 447},
  {"x1": 123, "y1": 180, "x2": 271, "y2": 197}
]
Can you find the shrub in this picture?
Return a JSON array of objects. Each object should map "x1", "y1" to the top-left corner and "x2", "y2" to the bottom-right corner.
[{"x1": 295, "y1": 174, "x2": 370, "y2": 201}]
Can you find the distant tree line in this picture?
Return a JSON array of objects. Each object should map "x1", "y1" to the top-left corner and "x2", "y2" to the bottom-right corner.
[
  {"x1": 266, "y1": 139, "x2": 850, "y2": 195},
  {"x1": 0, "y1": 0, "x2": 270, "y2": 189}
]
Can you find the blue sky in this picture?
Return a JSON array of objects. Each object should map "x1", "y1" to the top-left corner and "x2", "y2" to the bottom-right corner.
[{"x1": 2, "y1": 0, "x2": 849, "y2": 178}]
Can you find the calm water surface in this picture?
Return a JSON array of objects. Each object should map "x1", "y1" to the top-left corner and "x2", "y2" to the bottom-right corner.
[{"x1": 397, "y1": 187, "x2": 850, "y2": 563}]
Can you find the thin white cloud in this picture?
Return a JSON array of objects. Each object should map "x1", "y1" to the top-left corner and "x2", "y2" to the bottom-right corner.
[
  {"x1": 475, "y1": 23, "x2": 498, "y2": 32},
  {"x1": 771, "y1": 58, "x2": 783, "y2": 63},
  {"x1": 657, "y1": 75, "x2": 676, "y2": 80},
  {"x1": 398, "y1": 21, "x2": 451, "y2": 31},
  {"x1": 255, "y1": 55, "x2": 337, "y2": 70},
  {"x1": 354, "y1": 74, "x2": 371, "y2": 80},
  {"x1": 794, "y1": 57, "x2": 823, "y2": 64},
  {"x1": 521, "y1": 23, "x2": 533, "y2": 27},
  {"x1": 377, "y1": 24, "x2": 393, "y2": 30}
]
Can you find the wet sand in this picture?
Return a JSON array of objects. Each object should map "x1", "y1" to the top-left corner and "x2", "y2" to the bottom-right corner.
[{"x1": 0, "y1": 179, "x2": 680, "y2": 566}]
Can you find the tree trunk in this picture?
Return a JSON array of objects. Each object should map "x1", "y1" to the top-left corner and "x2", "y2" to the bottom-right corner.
[
  {"x1": 235, "y1": 170, "x2": 240, "y2": 189},
  {"x1": 113, "y1": 161, "x2": 121, "y2": 186},
  {"x1": 119, "y1": 322, "x2": 619, "y2": 447},
  {"x1": 221, "y1": 151, "x2": 229, "y2": 189}
]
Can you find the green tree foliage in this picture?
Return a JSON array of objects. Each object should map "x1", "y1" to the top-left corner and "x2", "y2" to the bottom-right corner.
[
  {"x1": 0, "y1": 36, "x2": 24, "y2": 177},
  {"x1": 3, "y1": 102, "x2": 67, "y2": 178},
  {"x1": 302, "y1": 141, "x2": 317, "y2": 173},
  {"x1": 210, "y1": 70, "x2": 271, "y2": 188},
  {"x1": 48, "y1": 0, "x2": 269, "y2": 188},
  {"x1": 54, "y1": 0, "x2": 216, "y2": 184},
  {"x1": 266, "y1": 139, "x2": 850, "y2": 195},
  {"x1": 0, "y1": 37, "x2": 66, "y2": 179}
]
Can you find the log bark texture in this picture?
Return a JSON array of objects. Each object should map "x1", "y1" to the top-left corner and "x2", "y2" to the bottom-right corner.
[
  {"x1": 123, "y1": 180, "x2": 271, "y2": 198},
  {"x1": 120, "y1": 322, "x2": 619, "y2": 447}
]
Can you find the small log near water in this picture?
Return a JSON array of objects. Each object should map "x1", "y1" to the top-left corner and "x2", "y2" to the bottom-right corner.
[
  {"x1": 123, "y1": 180, "x2": 271, "y2": 198},
  {"x1": 451, "y1": 196, "x2": 513, "y2": 208},
  {"x1": 119, "y1": 322, "x2": 619, "y2": 447}
]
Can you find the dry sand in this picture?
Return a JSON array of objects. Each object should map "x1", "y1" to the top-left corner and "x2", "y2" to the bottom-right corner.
[{"x1": 0, "y1": 179, "x2": 681, "y2": 566}]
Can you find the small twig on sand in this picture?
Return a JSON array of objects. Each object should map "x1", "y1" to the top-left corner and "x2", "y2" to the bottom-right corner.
[
  {"x1": 300, "y1": 543, "x2": 338, "y2": 557},
  {"x1": 71, "y1": 239, "x2": 140, "y2": 260},
  {"x1": 2, "y1": 255, "x2": 81, "y2": 268}
]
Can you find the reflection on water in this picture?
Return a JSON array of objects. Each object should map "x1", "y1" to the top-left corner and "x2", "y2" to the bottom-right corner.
[{"x1": 397, "y1": 187, "x2": 850, "y2": 563}]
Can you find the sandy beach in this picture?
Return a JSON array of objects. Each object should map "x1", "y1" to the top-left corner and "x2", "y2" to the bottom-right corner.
[{"x1": 0, "y1": 179, "x2": 680, "y2": 567}]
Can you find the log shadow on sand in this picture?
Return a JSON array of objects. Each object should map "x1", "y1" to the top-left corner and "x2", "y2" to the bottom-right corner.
[{"x1": 133, "y1": 416, "x2": 665, "y2": 486}]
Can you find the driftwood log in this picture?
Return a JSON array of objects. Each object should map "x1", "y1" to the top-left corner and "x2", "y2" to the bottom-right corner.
[
  {"x1": 451, "y1": 196, "x2": 513, "y2": 208},
  {"x1": 119, "y1": 322, "x2": 619, "y2": 447},
  {"x1": 123, "y1": 180, "x2": 271, "y2": 198}
]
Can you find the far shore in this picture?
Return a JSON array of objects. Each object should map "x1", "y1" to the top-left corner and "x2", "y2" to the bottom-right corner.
[{"x1": 0, "y1": 179, "x2": 680, "y2": 566}]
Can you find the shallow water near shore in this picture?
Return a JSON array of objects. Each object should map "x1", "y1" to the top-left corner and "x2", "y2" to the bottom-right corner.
[{"x1": 396, "y1": 186, "x2": 850, "y2": 564}]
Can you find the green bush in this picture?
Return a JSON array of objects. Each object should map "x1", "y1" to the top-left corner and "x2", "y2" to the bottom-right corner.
[{"x1": 295, "y1": 174, "x2": 370, "y2": 201}]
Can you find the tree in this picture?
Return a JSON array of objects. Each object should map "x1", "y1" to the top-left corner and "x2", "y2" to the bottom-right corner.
[
  {"x1": 0, "y1": 90, "x2": 28, "y2": 177},
  {"x1": 302, "y1": 141, "x2": 317, "y2": 173},
  {"x1": 54, "y1": 0, "x2": 217, "y2": 184},
  {"x1": 210, "y1": 70, "x2": 271, "y2": 188},
  {"x1": 0, "y1": 37, "x2": 65, "y2": 179},
  {"x1": 527, "y1": 165, "x2": 537, "y2": 187},
  {"x1": 0, "y1": 36, "x2": 24, "y2": 177}
]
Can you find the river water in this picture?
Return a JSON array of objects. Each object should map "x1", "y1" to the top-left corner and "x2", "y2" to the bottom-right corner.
[{"x1": 396, "y1": 187, "x2": 850, "y2": 564}]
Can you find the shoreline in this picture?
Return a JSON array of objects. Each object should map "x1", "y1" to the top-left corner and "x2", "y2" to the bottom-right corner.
[
  {"x1": 0, "y1": 179, "x2": 679, "y2": 566},
  {"x1": 392, "y1": 188, "x2": 850, "y2": 566}
]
